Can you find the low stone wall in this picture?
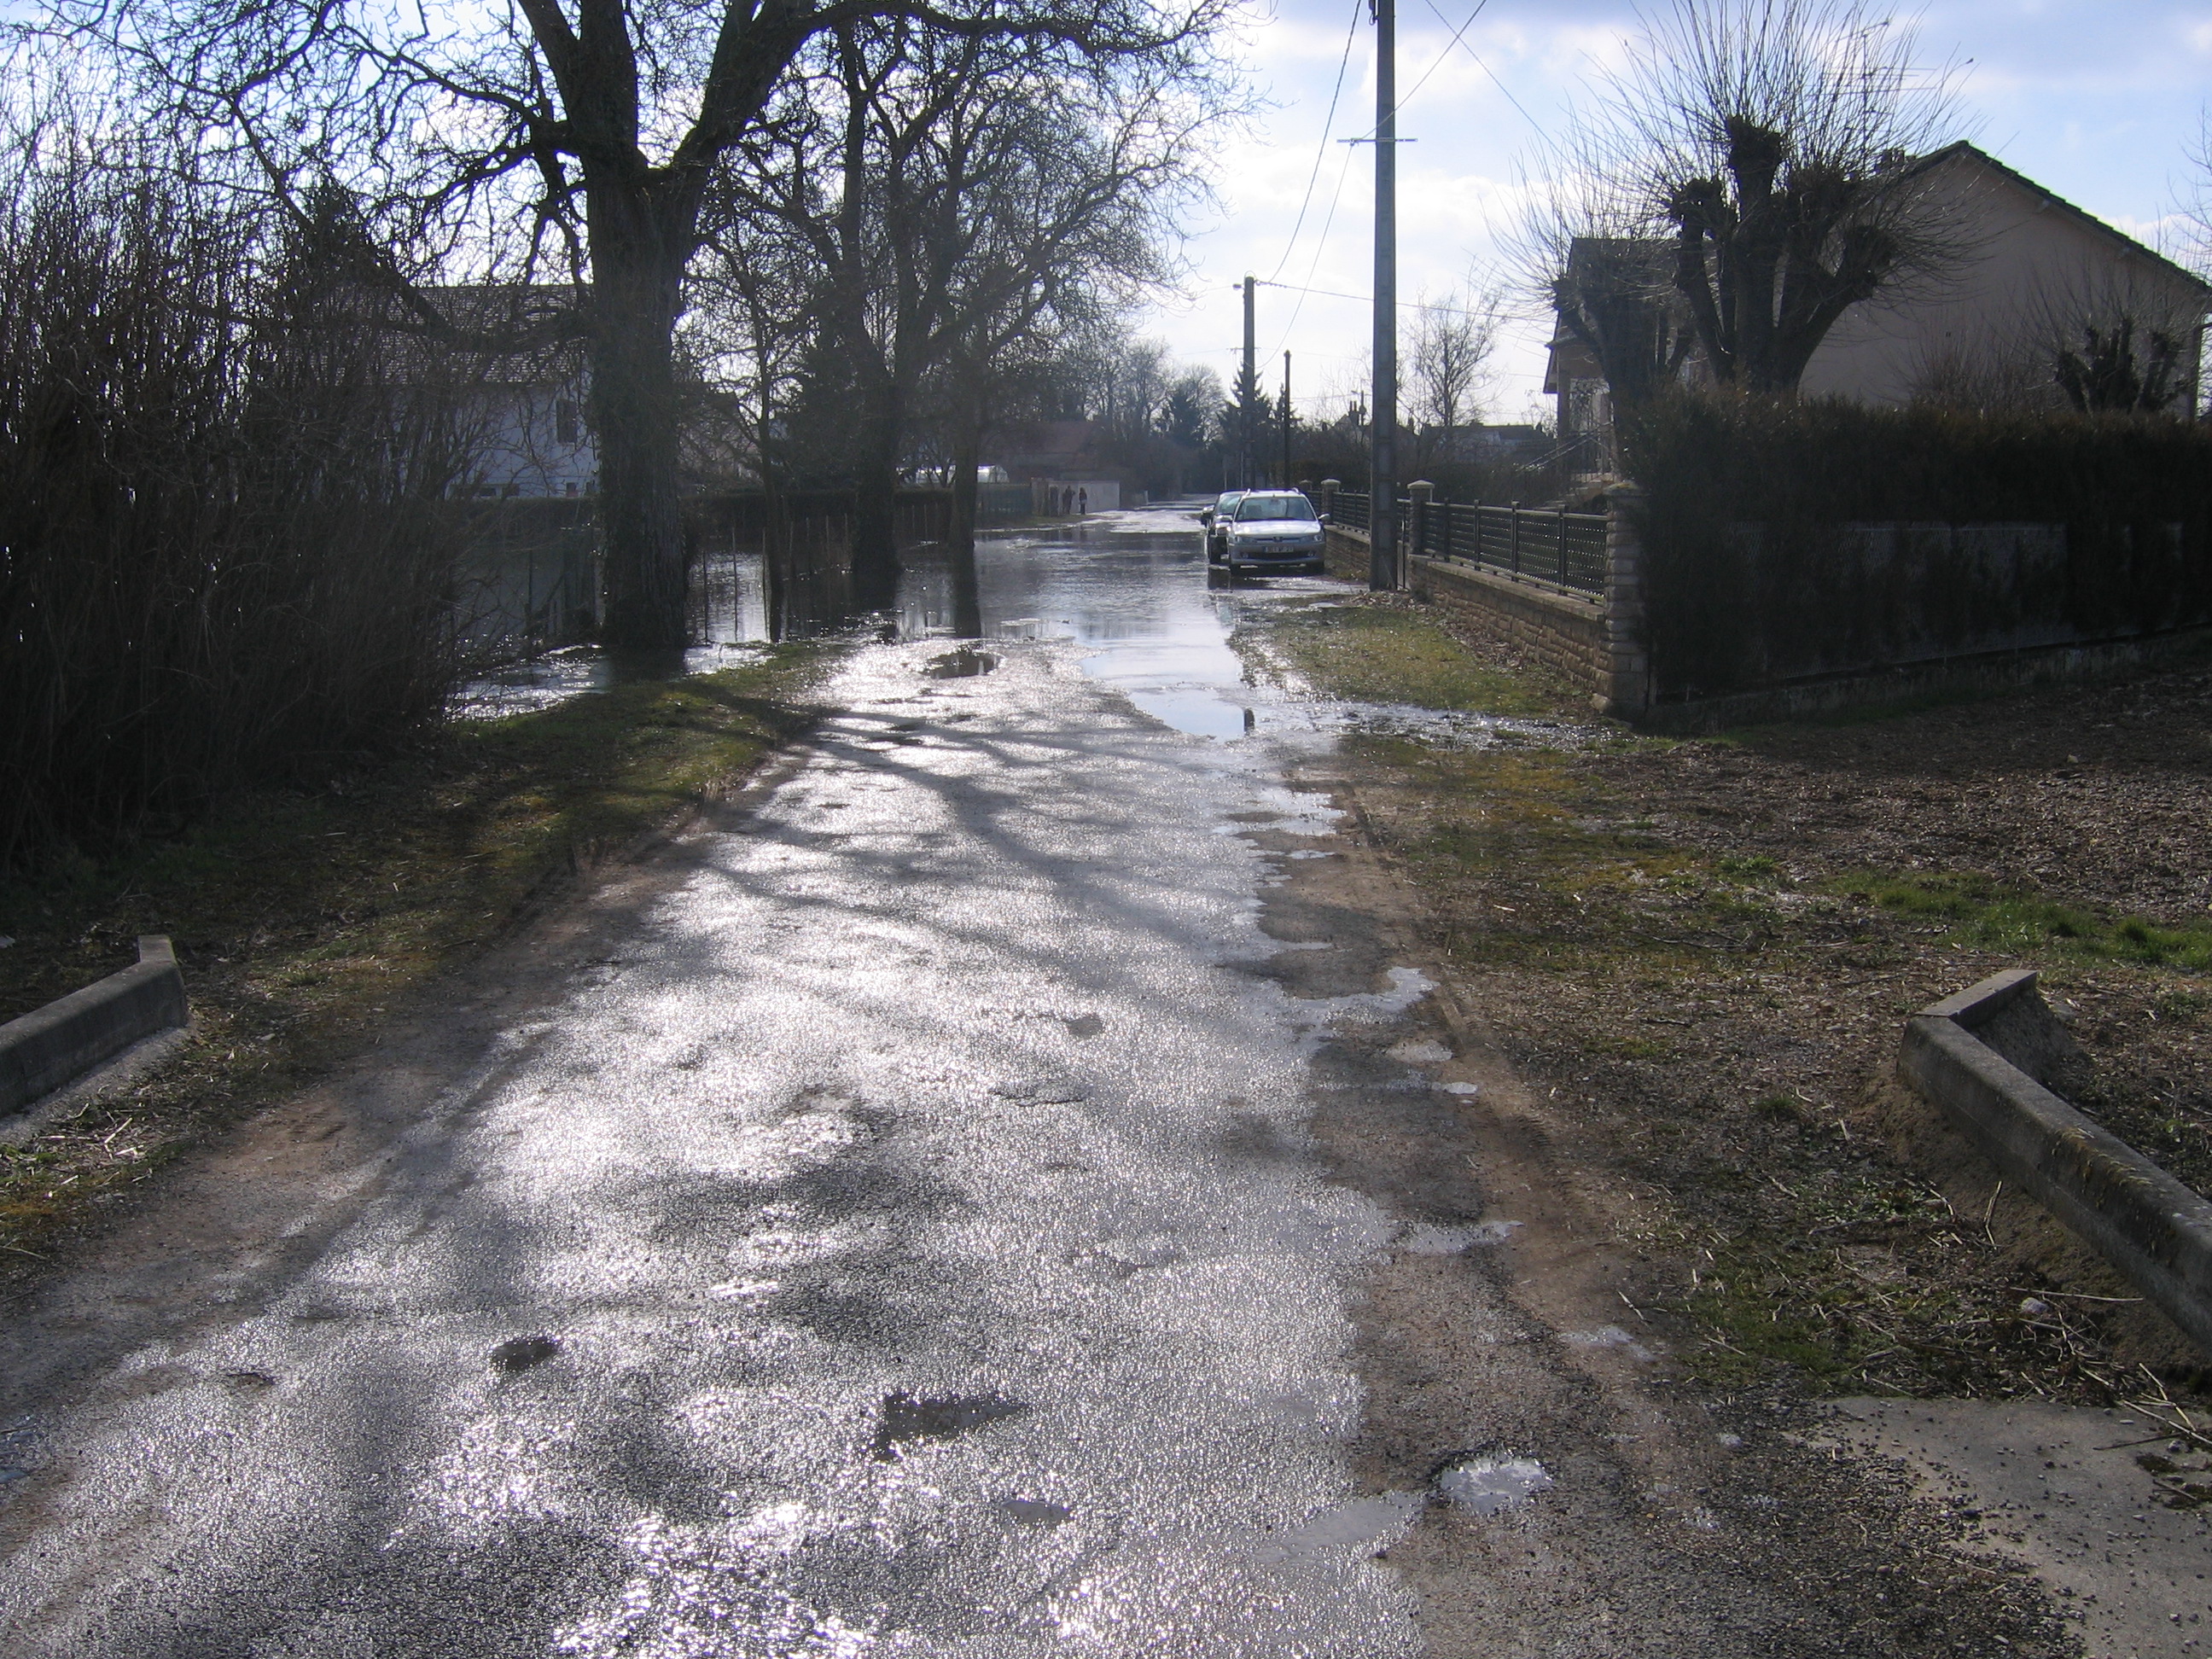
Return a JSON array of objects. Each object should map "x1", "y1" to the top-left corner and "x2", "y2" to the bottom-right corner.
[
  {"x1": 1409, "y1": 558, "x2": 1609, "y2": 693},
  {"x1": 1, "y1": 937, "x2": 189, "y2": 1115},
  {"x1": 1322, "y1": 523, "x2": 1371, "y2": 585}
]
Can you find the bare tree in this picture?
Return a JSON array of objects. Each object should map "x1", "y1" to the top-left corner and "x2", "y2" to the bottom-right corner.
[
  {"x1": 1523, "y1": 0, "x2": 1962, "y2": 403},
  {"x1": 1405, "y1": 279, "x2": 1501, "y2": 472},
  {"x1": 52, "y1": 0, "x2": 1231, "y2": 645},
  {"x1": 710, "y1": 25, "x2": 1213, "y2": 604}
]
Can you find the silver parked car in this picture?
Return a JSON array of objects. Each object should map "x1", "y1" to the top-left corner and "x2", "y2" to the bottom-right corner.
[{"x1": 1214, "y1": 491, "x2": 1325, "y2": 574}]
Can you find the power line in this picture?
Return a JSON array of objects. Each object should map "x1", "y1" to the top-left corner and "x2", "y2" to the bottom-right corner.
[
  {"x1": 1422, "y1": 0, "x2": 1544, "y2": 134},
  {"x1": 1396, "y1": 0, "x2": 1489, "y2": 118},
  {"x1": 1266, "y1": 0, "x2": 1365, "y2": 285},
  {"x1": 1260, "y1": 277, "x2": 1492, "y2": 319},
  {"x1": 1264, "y1": 0, "x2": 1490, "y2": 361},
  {"x1": 1266, "y1": 142, "x2": 1359, "y2": 358},
  {"x1": 1331, "y1": 0, "x2": 1491, "y2": 147}
]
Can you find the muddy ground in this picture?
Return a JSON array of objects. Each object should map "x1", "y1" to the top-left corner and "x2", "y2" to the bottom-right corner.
[{"x1": 1241, "y1": 597, "x2": 2212, "y2": 1445}]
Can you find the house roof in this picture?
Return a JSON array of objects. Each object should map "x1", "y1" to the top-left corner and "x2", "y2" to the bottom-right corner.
[
  {"x1": 1541, "y1": 142, "x2": 2212, "y2": 394},
  {"x1": 1902, "y1": 141, "x2": 2212, "y2": 300}
]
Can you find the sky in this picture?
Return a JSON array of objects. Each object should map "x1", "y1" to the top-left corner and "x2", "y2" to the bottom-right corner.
[{"x1": 1133, "y1": 0, "x2": 2212, "y2": 427}]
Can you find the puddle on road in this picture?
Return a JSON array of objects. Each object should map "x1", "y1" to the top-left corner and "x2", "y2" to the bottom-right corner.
[
  {"x1": 923, "y1": 647, "x2": 998, "y2": 678},
  {"x1": 870, "y1": 1390, "x2": 1029, "y2": 1460},
  {"x1": 996, "y1": 1496, "x2": 1072, "y2": 1527},
  {"x1": 490, "y1": 1335, "x2": 562, "y2": 1374},
  {"x1": 1436, "y1": 1452, "x2": 1554, "y2": 1516},
  {"x1": 453, "y1": 506, "x2": 1598, "y2": 749}
]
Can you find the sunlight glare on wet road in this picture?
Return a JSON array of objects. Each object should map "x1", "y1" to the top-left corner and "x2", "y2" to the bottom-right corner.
[{"x1": 3, "y1": 507, "x2": 1433, "y2": 1657}]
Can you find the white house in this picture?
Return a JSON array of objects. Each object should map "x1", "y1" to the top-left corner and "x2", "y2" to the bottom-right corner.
[
  {"x1": 464, "y1": 370, "x2": 597, "y2": 498},
  {"x1": 403, "y1": 285, "x2": 599, "y2": 498}
]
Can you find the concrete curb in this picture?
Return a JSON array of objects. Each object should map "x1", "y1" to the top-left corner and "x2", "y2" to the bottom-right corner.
[
  {"x1": 1900, "y1": 969, "x2": 2212, "y2": 1357},
  {"x1": 0, "y1": 936, "x2": 189, "y2": 1117}
]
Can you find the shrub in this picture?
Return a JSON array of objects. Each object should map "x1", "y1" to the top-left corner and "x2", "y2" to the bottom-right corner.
[{"x1": 0, "y1": 139, "x2": 487, "y2": 864}]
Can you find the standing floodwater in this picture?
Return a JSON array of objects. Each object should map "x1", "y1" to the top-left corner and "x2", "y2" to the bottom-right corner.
[{"x1": 455, "y1": 504, "x2": 1349, "y2": 725}]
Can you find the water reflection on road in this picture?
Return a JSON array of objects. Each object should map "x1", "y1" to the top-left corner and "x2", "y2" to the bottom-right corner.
[
  {"x1": 451, "y1": 503, "x2": 1348, "y2": 732},
  {"x1": 900, "y1": 507, "x2": 1350, "y2": 740}
]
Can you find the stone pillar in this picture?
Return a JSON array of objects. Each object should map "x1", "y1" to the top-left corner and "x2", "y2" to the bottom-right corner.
[
  {"x1": 1319, "y1": 479, "x2": 1339, "y2": 520},
  {"x1": 1598, "y1": 483, "x2": 1650, "y2": 719},
  {"x1": 1408, "y1": 480, "x2": 1434, "y2": 564}
]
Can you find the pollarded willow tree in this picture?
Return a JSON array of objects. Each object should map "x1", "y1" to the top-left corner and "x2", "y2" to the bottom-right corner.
[
  {"x1": 1524, "y1": 0, "x2": 1964, "y2": 405},
  {"x1": 54, "y1": 0, "x2": 1232, "y2": 645}
]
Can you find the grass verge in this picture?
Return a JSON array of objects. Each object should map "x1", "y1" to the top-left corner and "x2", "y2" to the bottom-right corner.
[
  {"x1": 1234, "y1": 597, "x2": 1572, "y2": 717},
  {"x1": 1239, "y1": 597, "x2": 2212, "y2": 1415},
  {"x1": 0, "y1": 645, "x2": 836, "y2": 1265}
]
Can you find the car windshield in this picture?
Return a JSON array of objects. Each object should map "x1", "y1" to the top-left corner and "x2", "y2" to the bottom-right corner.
[
  {"x1": 1234, "y1": 495, "x2": 1318, "y2": 522},
  {"x1": 1213, "y1": 492, "x2": 1245, "y2": 509}
]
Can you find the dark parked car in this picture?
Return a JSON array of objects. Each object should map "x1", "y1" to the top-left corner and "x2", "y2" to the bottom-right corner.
[{"x1": 1197, "y1": 491, "x2": 1246, "y2": 561}]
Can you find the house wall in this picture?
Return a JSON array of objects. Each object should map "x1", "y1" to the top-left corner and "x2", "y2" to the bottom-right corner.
[
  {"x1": 1800, "y1": 153, "x2": 2208, "y2": 406},
  {"x1": 468, "y1": 385, "x2": 598, "y2": 498}
]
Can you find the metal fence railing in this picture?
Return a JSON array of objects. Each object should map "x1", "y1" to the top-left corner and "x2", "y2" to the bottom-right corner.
[{"x1": 1324, "y1": 494, "x2": 1608, "y2": 597}]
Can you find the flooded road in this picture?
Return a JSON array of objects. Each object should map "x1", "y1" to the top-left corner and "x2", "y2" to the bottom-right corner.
[
  {"x1": 0, "y1": 506, "x2": 2087, "y2": 1655},
  {"x1": 0, "y1": 507, "x2": 1447, "y2": 1654},
  {"x1": 453, "y1": 505, "x2": 1337, "y2": 728}
]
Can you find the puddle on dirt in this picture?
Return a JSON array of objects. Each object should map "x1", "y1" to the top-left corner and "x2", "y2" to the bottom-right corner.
[
  {"x1": 1563, "y1": 1324, "x2": 1658, "y2": 1362},
  {"x1": 1395, "y1": 1220, "x2": 1520, "y2": 1254},
  {"x1": 870, "y1": 1390, "x2": 1029, "y2": 1460},
  {"x1": 451, "y1": 642, "x2": 771, "y2": 719},
  {"x1": 1436, "y1": 1452, "x2": 1553, "y2": 1516}
]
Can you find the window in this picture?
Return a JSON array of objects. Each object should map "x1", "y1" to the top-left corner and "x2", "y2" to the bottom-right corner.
[
  {"x1": 1233, "y1": 494, "x2": 1318, "y2": 522},
  {"x1": 556, "y1": 399, "x2": 580, "y2": 445}
]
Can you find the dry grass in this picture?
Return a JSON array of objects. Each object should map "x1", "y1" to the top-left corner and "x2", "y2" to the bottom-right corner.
[{"x1": 1240, "y1": 600, "x2": 2212, "y2": 1423}]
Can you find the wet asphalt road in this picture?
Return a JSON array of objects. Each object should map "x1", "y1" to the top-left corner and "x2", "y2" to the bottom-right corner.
[{"x1": 3, "y1": 513, "x2": 1468, "y2": 1655}]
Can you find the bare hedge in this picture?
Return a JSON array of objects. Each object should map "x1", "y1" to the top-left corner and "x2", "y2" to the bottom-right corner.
[{"x1": 1621, "y1": 393, "x2": 2212, "y2": 698}]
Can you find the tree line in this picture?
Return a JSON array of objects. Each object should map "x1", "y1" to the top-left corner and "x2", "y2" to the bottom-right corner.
[{"x1": 34, "y1": 0, "x2": 1245, "y2": 643}]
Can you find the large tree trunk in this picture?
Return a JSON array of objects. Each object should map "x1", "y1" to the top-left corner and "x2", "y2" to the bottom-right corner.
[
  {"x1": 948, "y1": 409, "x2": 983, "y2": 638},
  {"x1": 848, "y1": 391, "x2": 905, "y2": 613},
  {"x1": 588, "y1": 182, "x2": 696, "y2": 650}
]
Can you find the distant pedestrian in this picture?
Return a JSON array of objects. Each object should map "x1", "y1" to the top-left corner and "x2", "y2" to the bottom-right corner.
[{"x1": 1078, "y1": 487, "x2": 1088, "y2": 516}]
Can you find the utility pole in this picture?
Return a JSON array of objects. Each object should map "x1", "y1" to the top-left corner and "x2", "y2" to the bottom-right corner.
[
  {"x1": 1282, "y1": 351, "x2": 1293, "y2": 490},
  {"x1": 1241, "y1": 275, "x2": 1257, "y2": 489},
  {"x1": 1369, "y1": 0, "x2": 1397, "y2": 590}
]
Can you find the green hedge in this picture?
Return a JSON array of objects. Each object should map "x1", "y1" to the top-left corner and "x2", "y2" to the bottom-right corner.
[{"x1": 1620, "y1": 394, "x2": 2212, "y2": 697}]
